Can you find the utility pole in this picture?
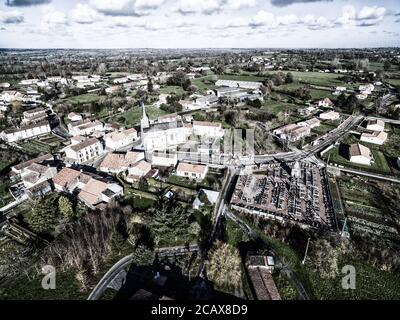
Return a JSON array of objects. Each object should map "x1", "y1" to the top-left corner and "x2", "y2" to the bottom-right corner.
[{"x1": 302, "y1": 237, "x2": 311, "y2": 265}]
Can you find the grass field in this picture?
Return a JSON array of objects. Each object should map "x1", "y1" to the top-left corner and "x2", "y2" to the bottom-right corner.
[
  {"x1": 64, "y1": 93, "x2": 100, "y2": 104},
  {"x1": 158, "y1": 85, "x2": 185, "y2": 95},
  {"x1": 115, "y1": 105, "x2": 167, "y2": 125},
  {"x1": 325, "y1": 145, "x2": 391, "y2": 174},
  {"x1": 269, "y1": 71, "x2": 342, "y2": 87}
]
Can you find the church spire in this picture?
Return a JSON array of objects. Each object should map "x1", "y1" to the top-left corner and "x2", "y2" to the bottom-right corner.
[{"x1": 140, "y1": 101, "x2": 150, "y2": 132}]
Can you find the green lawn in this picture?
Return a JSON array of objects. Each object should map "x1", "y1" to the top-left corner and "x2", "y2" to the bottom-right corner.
[
  {"x1": 325, "y1": 146, "x2": 391, "y2": 174},
  {"x1": 64, "y1": 93, "x2": 100, "y2": 104},
  {"x1": 116, "y1": 105, "x2": 167, "y2": 125},
  {"x1": 158, "y1": 85, "x2": 185, "y2": 95},
  {"x1": 269, "y1": 71, "x2": 342, "y2": 87},
  {"x1": 219, "y1": 74, "x2": 265, "y2": 82}
]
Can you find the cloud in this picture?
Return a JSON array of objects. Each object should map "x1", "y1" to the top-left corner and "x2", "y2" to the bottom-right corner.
[
  {"x1": 249, "y1": 10, "x2": 275, "y2": 27},
  {"x1": 5, "y1": 0, "x2": 50, "y2": 6},
  {"x1": 40, "y1": 7, "x2": 68, "y2": 33},
  {"x1": 71, "y1": 4, "x2": 101, "y2": 24},
  {"x1": 270, "y1": 0, "x2": 332, "y2": 7},
  {"x1": 357, "y1": 6, "x2": 386, "y2": 21},
  {"x1": 90, "y1": 0, "x2": 163, "y2": 17},
  {"x1": 177, "y1": 0, "x2": 225, "y2": 15},
  {"x1": 0, "y1": 10, "x2": 24, "y2": 23},
  {"x1": 336, "y1": 5, "x2": 386, "y2": 27},
  {"x1": 228, "y1": 0, "x2": 256, "y2": 10}
]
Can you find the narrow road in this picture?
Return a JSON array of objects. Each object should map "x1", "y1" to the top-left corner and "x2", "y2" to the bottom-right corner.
[{"x1": 88, "y1": 245, "x2": 199, "y2": 300}]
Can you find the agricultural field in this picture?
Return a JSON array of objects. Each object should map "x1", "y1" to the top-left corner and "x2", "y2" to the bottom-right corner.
[
  {"x1": 158, "y1": 85, "x2": 185, "y2": 95},
  {"x1": 335, "y1": 176, "x2": 399, "y2": 241},
  {"x1": 269, "y1": 71, "x2": 343, "y2": 88},
  {"x1": 17, "y1": 134, "x2": 64, "y2": 156}
]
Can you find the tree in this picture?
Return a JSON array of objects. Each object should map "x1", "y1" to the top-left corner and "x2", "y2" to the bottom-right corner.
[
  {"x1": 224, "y1": 110, "x2": 238, "y2": 127},
  {"x1": 285, "y1": 72, "x2": 294, "y2": 84},
  {"x1": 58, "y1": 196, "x2": 74, "y2": 221},
  {"x1": 97, "y1": 63, "x2": 107, "y2": 75},
  {"x1": 147, "y1": 77, "x2": 154, "y2": 92},
  {"x1": 27, "y1": 194, "x2": 60, "y2": 234},
  {"x1": 384, "y1": 60, "x2": 391, "y2": 71},
  {"x1": 138, "y1": 177, "x2": 149, "y2": 191},
  {"x1": 151, "y1": 190, "x2": 190, "y2": 245}
]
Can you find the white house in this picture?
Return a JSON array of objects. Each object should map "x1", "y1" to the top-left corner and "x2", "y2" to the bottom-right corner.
[
  {"x1": 142, "y1": 122, "x2": 190, "y2": 152},
  {"x1": 192, "y1": 121, "x2": 224, "y2": 138},
  {"x1": 68, "y1": 120, "x2": 104, "y2": 136},
  {"x1": 273, "y1": 124, "x2": 311, "y2": 142},
  {"x1": 0, "y1": 90, "x2": 23, "y2": 102},
  {"x1": 366, "y1": 119, "x2": 385, "y2": 132},
  {"x1": 176, "y1": 162, "x2": 208, "y2": 180},
  {"x1": 67, "y1": 112, "x2": 83, "y2": 122},
  {"x1": 99, "y1": 151, "x2": 144, "y2": 174},
  {"x1": 20, "y1": 163, "x2": 57, "y2": 189},
  {"x1": 359, "y1": 84, "x2": 374, "y2": 95},
  {"x1": 64, "y1": 138, "x2": 103, "y2": 164},
  {"x1": 22, "y1": 107, "x2": 47, "y2": 124},
  {"x1": 360, "y1": 131, "x2": 388, "y2": 145},
  {"x1": 104, "y1": 128, "x2": 137, "y2": 150},
  {"x1": 317, "y1": 98, "x2": 334, "y2": 108},
  {"x1": 215, "y1": 79, "x2": 262, "y2": 90},
  {"x1": 297, "y1": 117, "x2": 320, "y2": 129},
  {"x1": 126, "y1": 160, "x2": 152, "y2": 181},
  {"x1": 150, "y1": 151, "x2": 178, "y2": 167},
  {"x1": 349, "y1": 143, "x2": 373, "y2": 166},
  {"x1": 319, "y1": 111, "x2": 340, "y2": 121},
  {"x1": 0, "y1": 121, "x2": 51, "y2": 143}
]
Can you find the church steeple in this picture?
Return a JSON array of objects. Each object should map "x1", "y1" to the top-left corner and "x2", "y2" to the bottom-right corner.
[{"x1": 140, "y1": 101, "x2": 150, "y2": 132}]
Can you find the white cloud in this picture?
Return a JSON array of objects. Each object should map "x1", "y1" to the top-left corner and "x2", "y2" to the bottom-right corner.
[
  {"x1": 336, "y1": 5, "x2": 387, "y2": 27},
  {"x1": 228, "y1": 0, "x2": 256, "y2": 10},
  {"x1": 357, "y1": 6, "x2": 386, "y2": 21},
  {"x1": 249, "y1": 10, "x2": 275, "y2": 27},
  {"x1": 40, "y1": 7, "x2": 68, "y2": 33},
  {"x1": 177, "y1": 0, "x2": 224, "y2": 15},
  {"x1": 71, "y1": 4, "x2": 101, "y2": 24},
  {"x1": 89, "y1": 0, "x2": 163, "y2": 17},
  {"x1": 276, "y1": 14, "x2": 299, "y2": 25},
  {"x1": 0, "y1": 10, "x2": 24, "y2": 24}
]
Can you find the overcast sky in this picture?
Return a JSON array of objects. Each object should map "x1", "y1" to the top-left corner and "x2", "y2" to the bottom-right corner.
[{"x1": 0, "y1": 0, "x2": 399, "y2": 48}]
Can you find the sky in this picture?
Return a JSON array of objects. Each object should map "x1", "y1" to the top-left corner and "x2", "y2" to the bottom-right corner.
[{"x1": 0, "y1": 0, "x2": 399, "y2": 48}]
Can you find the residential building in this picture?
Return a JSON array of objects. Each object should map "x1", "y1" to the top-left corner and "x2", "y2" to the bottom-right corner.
[
  {"x1": 67, "y1": 112, "x2": 83, "y2": 122},
  {"x1": 192, "y1": 121, "x2": 224, "y2": 138},
  {"x1": 366, "y1": 119, "x2": 385, "y2": 132},
  {"x1": 126, "y1": 160, "x2": 152, "y2": 181},
  {"x1": 64, "y1": 138, "x2": 103, "y2": 164},
  {"x1": 11, "y1": 153, "x2": 53, "y2": 175},
  {"x1": 360, "y1": 131, "x2": 388, "y2": 145},
  {"x1": 20, "y1": 163, "x2": 57, "y2": 189},
  {"x1": 0, "y1": 90, "x2": 23, "y2": 102},
  {"x1": 176, "y1": 162, "x2": 208, "y2": 180},
  {"x1": 104, "y1": 128, "x2": 137, "y2": 150},
  {"x1": 99, "y1": 151, "x2": 144, "y2": 174},
  {"x1": 0, "y1": 121, "x2": 51, "y2": 143},
  {"x1": 348, "y1": 143, "x2": 373, "y2": 166},
  {"x1": 52, "y1": 167, "x2": 123, "y2": 208},
  {"x1": 319, "y1": 111, "x2": 340, "y2": 121},
  {"x1": 150, "y1": 151, "x2": 178, "y2": 167},
  {"x1": 68, "y1": 119, "x2": 104, "y2": 136},
  {"x1": 215, "y1": 79, "x2": 262, "y2": 90},
  {"x1": 273, "y1": 124, "x2": 311, "y2": 142},
  {"x1": 22, "y1": 107, "x2": 47, "y2": 124},
  {"x1": 317, "y1": 98, "x2": 334, "y2": 108},
  {"x1": 297, "y1": 117, "x2": 320, "y2": 129},
  {"x1": 70, "y1": 135, "x2": 86, "y2": 145}
]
